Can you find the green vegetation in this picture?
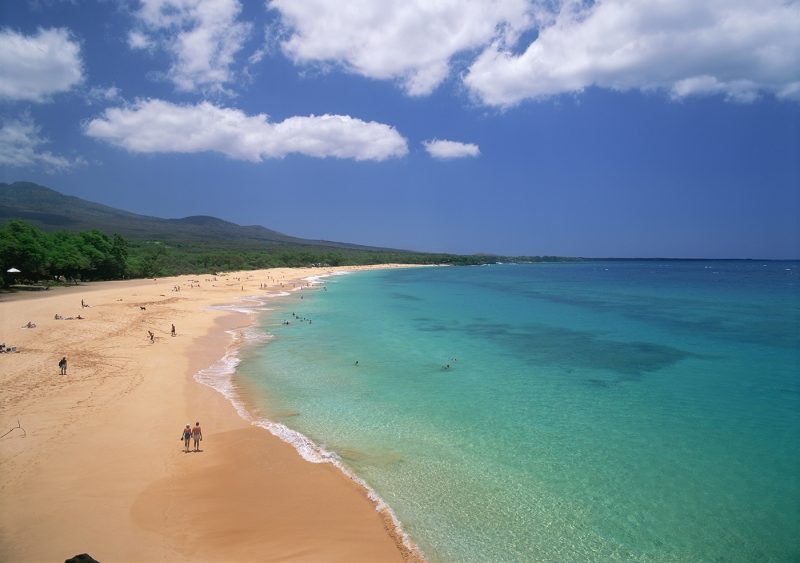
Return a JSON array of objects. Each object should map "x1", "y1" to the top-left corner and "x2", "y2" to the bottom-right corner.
[
  {"x1": 121, "y1": 239, "x2": 498, "y2": 278},
  {"x1": 1, "y1": 219, "x2": 578, "y2": 287},
  {"x1": 0, "y1": 184, "x2": 578, "y2": 287},
  {"x1": 3, "y1": 219, "x2": 569, "y2": 286},
  {"x1": 0, "y1": 220, "x2": 128, "y2": 286}
]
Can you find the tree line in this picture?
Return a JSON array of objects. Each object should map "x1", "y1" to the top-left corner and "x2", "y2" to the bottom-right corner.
[
  {"x1": 1, "y1": 219, "x2": 572, "y2": 287},
  {"x1": 0, "y1": 220, "x2": 488, "y2": 286},
  {"x1": 0, "y1": 220, "x2": 127, "y2": 286}
]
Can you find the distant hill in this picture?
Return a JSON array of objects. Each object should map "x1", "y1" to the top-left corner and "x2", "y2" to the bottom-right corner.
[{"x1": 0, "y1": 181, "x2": 402, "y2": 253}]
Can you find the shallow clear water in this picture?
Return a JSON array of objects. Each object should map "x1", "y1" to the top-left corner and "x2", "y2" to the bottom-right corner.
[{"x1": 232, "y1": 262, "x2": 800, "y2": 562}]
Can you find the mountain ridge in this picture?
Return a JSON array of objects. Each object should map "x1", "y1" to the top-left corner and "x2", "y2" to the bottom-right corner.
[{"x1": 0, "y1": 181, "x2": 405, "y2": 253}]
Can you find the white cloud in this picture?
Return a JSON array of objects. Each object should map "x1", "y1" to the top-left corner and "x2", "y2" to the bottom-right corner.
[
  {"x1": 0, "y1": 115, "x2": 84, "y2": 172},
  {"x1": 423, "y1": 139, "x2": 480, "y2": 159},
  {"x1": 0, "y1": 27, "x2": 83, "y2": 102},
  {"x1": 129, "y1": 0, "x2": 251, "y2": 93},
  {"x1": 127, "y1": 30, "x2": 153, "y2": 50},
  {"x1": 464, "y1": 0, "x2": 800, "y2": 107},
  {"x1": 86, "y1": 85, "x2": 122, "y2": 104},
  {"x1": 778, "y1": 82, "x2": 800, "y2": 102},
  {"x1": 247, "y1": 23, "x2": 280, "y2": 67},
  {"x1": 269, "y1": 0, "x2": 533, "y2": 96},
  {"x1": 84, "y1": 99, "x2": 408, "y2": 161}
]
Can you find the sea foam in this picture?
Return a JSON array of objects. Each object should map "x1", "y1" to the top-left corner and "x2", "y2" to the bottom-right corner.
[{"x1": 194, "y1": 286, "x2": 423, "y2": 560}]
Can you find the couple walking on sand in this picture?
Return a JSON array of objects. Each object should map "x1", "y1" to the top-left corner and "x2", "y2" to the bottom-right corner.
[{"x1": 180, "y1": 422, "x2": 203, "y2": 452}]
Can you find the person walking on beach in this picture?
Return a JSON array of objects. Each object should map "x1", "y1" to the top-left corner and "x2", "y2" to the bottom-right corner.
[
  {"x1": 171, "y1": 324, "x2": 176, "y2": 337},
  {"x1": 148, "y1": 330, "x2": 154, "y2": 343},
  {"x1": 180, "y1": 424, "x2": 192, "y2": 452},
  {"x1": 191, "y1": 421, "x2": 203, "y2": 452},
  {"x1": 58, "y1": 356, "x2": 67, "y2": 375}
]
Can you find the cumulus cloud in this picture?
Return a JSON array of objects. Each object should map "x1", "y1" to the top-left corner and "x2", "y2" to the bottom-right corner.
[
  {"x1": 269, "y1": 0, "x2": 533, "y2": 96},
  {"x1": 423, "y1": 139, "x2": 480, "y2": 159},
  {"x1": 0, "y1": 115, "x2": 84, "y2": 172},
  {"x1": 129, "y1": 0, "x2": 251, "y2": 93},
  {"x1": 84, "y1": 99, "x2": 408, "y2": 161},
  {"x1": 464, "y1": 0, "x2": 800, "y2": 107},
  {"x1": 0, "y1": 27, "x2": 83, "y2": 102}
]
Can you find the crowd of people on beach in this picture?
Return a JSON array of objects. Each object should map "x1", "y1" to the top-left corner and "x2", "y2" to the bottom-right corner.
[
  {"x1": 6, "y1": 275, "x2": 333, "y2": 467},
  {"x1": 3, "y1": 293, "x2": 185, "y2": 370}
]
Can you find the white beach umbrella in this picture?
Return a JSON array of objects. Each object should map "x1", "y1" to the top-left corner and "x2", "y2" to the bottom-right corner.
[{"x1": 6, "y1": 268, "x2": 20, "y2": 273}]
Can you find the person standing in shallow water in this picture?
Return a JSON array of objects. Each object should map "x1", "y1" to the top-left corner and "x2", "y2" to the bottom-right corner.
[
  {"x1": 192, "y1": 422, "x2": 203, "y2": 451},
  {"x1": 180, "y1": 424, "x2": 191, "y2": 452}
]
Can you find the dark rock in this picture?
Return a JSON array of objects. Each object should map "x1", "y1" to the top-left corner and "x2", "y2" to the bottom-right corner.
[{"x1": 65, "y1": 554, "x2": 99, "y2": 563}]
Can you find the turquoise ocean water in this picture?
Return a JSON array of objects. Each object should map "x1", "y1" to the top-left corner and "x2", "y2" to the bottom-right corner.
[{"x1": 208, "y1": 262, "x2": 799, "y2": 561}]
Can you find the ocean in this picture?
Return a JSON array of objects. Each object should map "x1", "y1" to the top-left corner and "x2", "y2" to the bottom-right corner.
[{"x1": 200, "y1": 262, "x2": 799, "y2": 562}]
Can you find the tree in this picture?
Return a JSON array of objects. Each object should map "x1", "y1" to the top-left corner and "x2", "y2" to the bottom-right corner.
[
  {"x1": 0, "y1": 220, "x2": 51, "y2": 284},
  {"x1": 110, "y1": 233, "x2": 128, "y2": 278},
  {"x1": 50, "y1": 232, "x2": 90, "y2": 280},
  {"x1": 77, "y1": 230, "x2": 113, "y2": 280}
]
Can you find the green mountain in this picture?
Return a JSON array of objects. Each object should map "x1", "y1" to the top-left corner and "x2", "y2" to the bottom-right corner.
[{"x1": 0, "y1": 181, "x2": 400, "y2": 253}]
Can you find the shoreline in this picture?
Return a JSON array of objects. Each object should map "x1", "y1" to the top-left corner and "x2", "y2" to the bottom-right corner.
[
  {"x1": 194, "y1": 271, "x2": 423, "y2": 560},
  {"x1": 0, "y1": 266, "x2": 423, "y2": 562}
]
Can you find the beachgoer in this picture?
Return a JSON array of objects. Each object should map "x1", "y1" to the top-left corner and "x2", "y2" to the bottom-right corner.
[
  {"x1": 59, "y1": 357, "x2": 67, "y2": 375},
  {"x1": 171, "y1": 324, "x2": 176, "y2": 337},
  {"x1": 148, "y1": 330, "x2": 154, "y2": 343},
  {"x1": 180, "y1": 424, "x2": 191, "y2": 452},
  {"x1": 192, "y1": 422, "x2": 203, "y2": 451}
]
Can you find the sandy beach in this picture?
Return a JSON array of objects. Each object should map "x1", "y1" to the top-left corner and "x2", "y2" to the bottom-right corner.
[{"x1": 0, "y1": 266, "x2": 420, "y2": 562}]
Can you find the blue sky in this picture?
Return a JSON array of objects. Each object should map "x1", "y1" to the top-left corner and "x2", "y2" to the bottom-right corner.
[{"x1": 0, "y1": 0, "x2": 798, "y2": 258}]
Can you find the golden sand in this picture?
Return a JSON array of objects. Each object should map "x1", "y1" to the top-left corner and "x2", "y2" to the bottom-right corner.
[{"x1": 0, "y1": 266, "x2": 421, "y2": 562}]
